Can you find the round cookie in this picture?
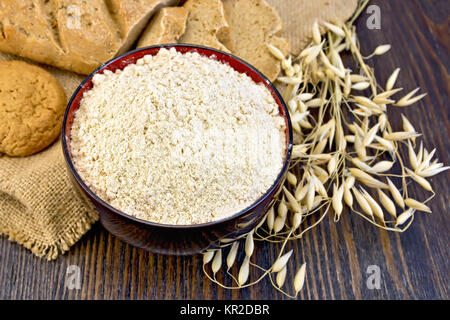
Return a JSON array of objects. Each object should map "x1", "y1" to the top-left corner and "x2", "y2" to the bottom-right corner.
[{"x1": 0, "y1": 60, "x2": 66, "y2": 157}]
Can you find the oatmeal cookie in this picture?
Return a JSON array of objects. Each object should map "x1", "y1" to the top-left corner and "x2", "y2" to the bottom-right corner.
[{"x1": 0, "y1": 60, "x2": 66, "y2": 156}]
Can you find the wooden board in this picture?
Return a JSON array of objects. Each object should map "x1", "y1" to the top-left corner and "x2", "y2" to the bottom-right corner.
[{"x1": 0, "y1": 0, "x2": 448, "y2": 299}]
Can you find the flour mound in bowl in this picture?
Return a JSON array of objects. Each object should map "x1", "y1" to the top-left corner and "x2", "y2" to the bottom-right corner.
[{"x1": 70, "y1": 48, "x2": 286, "y2": 225}]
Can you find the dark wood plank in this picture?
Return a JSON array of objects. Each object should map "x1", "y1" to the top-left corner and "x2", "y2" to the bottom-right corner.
[{"x1": 0, "y1": 0, "x2": 448, "y2": 300}]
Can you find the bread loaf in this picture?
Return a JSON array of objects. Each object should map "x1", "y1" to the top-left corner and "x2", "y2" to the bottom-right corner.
[
  {"x1": 0, "y1": 0, "x2": 179, "y2": 74},
  {"x1": 178, "y1": 0, "x2": 234, "y2": 52},
  {"x1": 137, "y1": 7, "x2": 188, "y2": 48},
  {"x1": 223, "y1": 0, "x2": 290, "y2": 82}
]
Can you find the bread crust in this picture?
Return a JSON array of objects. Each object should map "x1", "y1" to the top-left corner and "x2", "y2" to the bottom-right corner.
[
  {"x1": 137, "y1": 7, "x2": 188, "y2": 48},
  {"x1": 179, "y1": 0, "x2": 234, "y2": 53},
  {"x1": 0, "y1": 0, "x2": 179, "y2": 74}
]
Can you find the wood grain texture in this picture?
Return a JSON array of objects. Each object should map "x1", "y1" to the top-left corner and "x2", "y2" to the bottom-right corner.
[{"x1": 0, "y1": 0, "x2": 448, "y2": 300}]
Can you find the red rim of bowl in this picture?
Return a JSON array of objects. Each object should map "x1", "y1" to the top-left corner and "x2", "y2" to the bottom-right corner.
[{"x1": 62, "y1": 44, "x2": 293, "y2": 229}]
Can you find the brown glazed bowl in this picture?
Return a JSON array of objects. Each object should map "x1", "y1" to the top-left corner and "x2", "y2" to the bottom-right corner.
[{"x1": 62, "y1": 44, "x2": 293, "y2": 255}]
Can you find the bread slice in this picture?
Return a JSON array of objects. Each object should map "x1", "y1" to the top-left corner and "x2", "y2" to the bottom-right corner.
[
  {"x1": 178, "y1": 0, "x2": 234, "y2": 53},
  {"x1": 0, "y1": 0, "x2": 179, "y2": 74},
  {"x1": 222, "y1": 0, "x2": 290, "y2": 82},
  {"x1": 137, "y1": 7, "x2": 188, "y2": 48},
  {"x1": 104, "y1": 0, "x2": 180, "y2": 55}
]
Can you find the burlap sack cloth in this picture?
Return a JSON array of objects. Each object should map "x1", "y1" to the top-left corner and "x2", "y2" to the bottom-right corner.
[
  {"x1": 0, "y1": 52, "x2": 98, "y2": 260},
  {"x1": 0, "y1": 0, "x2": 357, "y2": 260},
  {"x1": 265, "y1": 0, "x2": 358, "y2": 54}
]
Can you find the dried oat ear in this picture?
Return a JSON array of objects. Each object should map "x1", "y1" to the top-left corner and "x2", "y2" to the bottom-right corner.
[{"x1": 204, "y1": 0, "x2": 448, "y2": 298}]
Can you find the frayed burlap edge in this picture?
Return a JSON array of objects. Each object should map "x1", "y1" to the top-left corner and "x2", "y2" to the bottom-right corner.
[{"x1": 1, "y1": 207, "x2": 98, "y2": 260}]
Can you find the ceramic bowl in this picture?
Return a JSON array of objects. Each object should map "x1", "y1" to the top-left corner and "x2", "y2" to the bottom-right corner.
[{"x1": 62, "y1": 44, "x2": 293, "y2": 255}]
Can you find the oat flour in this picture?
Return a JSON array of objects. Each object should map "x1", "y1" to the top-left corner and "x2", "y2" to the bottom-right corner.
[{"x1": 71, "y1": 48, "x2": 286, "y2": 225}]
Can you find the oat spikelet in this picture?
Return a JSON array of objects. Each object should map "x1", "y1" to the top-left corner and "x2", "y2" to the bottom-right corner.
[
  {"x1": 301, "y1": 43, "x2": 323, "y2": 64},
  {"x1": 306, "y1": 98, "x2": 327, "y2": 108},
  {"x1": 375, "y1": 135, "x2": 395, "y2": 152},
  {"x1": 278, "y1": 199, "x2": 288, "y2": 218},
  {"x1": 350, "y1": 74, "x2": 368, "y2": 82},
  {"x1": 344, "y1": 184, "x2": 353, "y2": 208},
  {"x1": 372, "y1": 44, "x2": 391, "y2": 56},
  {"x1": 309, "y1": 153, "x2": 332, "y2": 162},
  {"x1": 405, "y1": 168, "x2": 433, "y2": 192},
  {"x1": 298, "y1": 93, "x2": 315, "y2": 101},
  {"x1": 245, "y1": 231, "x2": 254, "y2": 257},
  {"x1": 384, "y1": 131, "x2": 421, "y2": 141},
  {"x1": 352, "y1": 187, "x2": 373, "y2": 217},
  {"x1": 404, "y1": 198, "x2": 432, "y2": 213},
  {"x1": 203, "y1": 250, "x2": 214, "y2": 265},
  {"x1": 312, "y1": 138, "x2": 328, "y2": 154},
  {"x1": 418, "y1": 165, "x2": 450, "y2": 177},
  {"x1": 396, "y1": 208, "x2": 415, "y2": 226},
  {"x1": 322, "y1": 21, "x2": 345, "y2": 37},
  {"x1": 353, "y1": 96, "x2": 382, "y2": 112},
  {"x1": 416, "y1": 148, "x2": 436, "y2": 173},
  {"x1": 349, "y1": 168, "x2": 389, "y2": 189},
  {"x1": 276, "y1": 266, "x2": 287, "y2": 288},
  {"x1": 306, "y1": 181, "x2": 315, "y2": 211},
  {"x1": 332, "y1": 184, "x2": 344, "y2": 216},
  {"x1": 407, "y1": 140, "x2": 419, "y2": 170},
  {"x1": 377, "y1": 189, "x2": 396, "y2": 217},
  {"x1": 371, "y1": 161, "x2": 394, "y2": 173},
  {"x1": 291, "y1": 144, "x2": 309, "y2": 159},
  {"x1": 376, "y1": 88, "x2": 403, "y2": 100},
  {"x1": 378, "y1": 113, "x2": 387, "y2": 131},
  {"x1": 351, "y1": 81, "x2": 371, "y2": 90},
  {"x1": 345, "y1": 175, "x2": 356, "y2": 189},
  {"x1": 295, "y1": 183, "x2": 308, "y2": 201},
  {"x1": 361, "y1": 188, "x2": 384, "y2": 221},
  {"x1": 292, "y1": 212, "x2": 303, "y2": 230},
  {"x1": 312, "y1": 20, "x2": 321, "y2": 45},
  {"x1": 212, "y1": 249, "x2": 222, "y2": 274},
  {"x1": 317, "y1": 119, "x2": 335, "y2": 138},
  {"x1": 266, "y1": 43, "x2": 285, "y2": 61},
  {"x1": 266, "y1": 206, "x2": 274, "y2": 232},
  {"x1": 272, "y1": 250, "x2": 293, "y2": 273},
  {"x1": 401, "y1": 114, "x2": 416, "y2": 134},
  {"x1": 363, "y1": 124, "x2": 380, "y2": 146},
  {"x1": 352, "y1": 158, "x2": 373, "y2": 172},
  {"x1": 387, "y1": 177, "x2": 405, "y2": 208},
  {"x1": 386, "y1": 68, "x2": 400, "y2": 91},
  {"x1": 227, "y1": 242, "x2": 239, "y2": 270},
  {"x1": 328, "y1": 154, "x2": 338, "y2": 175},
  {"x1": 395, "y1": 88, "x2": 427, "y2": 107},
  {"x1": 273, "y1": 215, "x2": 286, "y2": 234},
  {"x1": 313, "y1": 166, "x2": 329, "y2": 183},
  {"x1": 283, "y1": 186, "x2": 302, "y2": 213},
  {"x1": 311, "y1": 175, "x2": 327, "y2": 198},
  {"x1": 320, "y1": 51, "x2": 345, "y2": 78},
  {"x1": 294, "y1": 263, "x2": 307, "y2": 294},
  {"x1": 287, "y1": 171, "x2": 298, "y2": 186},
  {"x1": 238, "y1": 256, "x2": 250, "y2": 286}
]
